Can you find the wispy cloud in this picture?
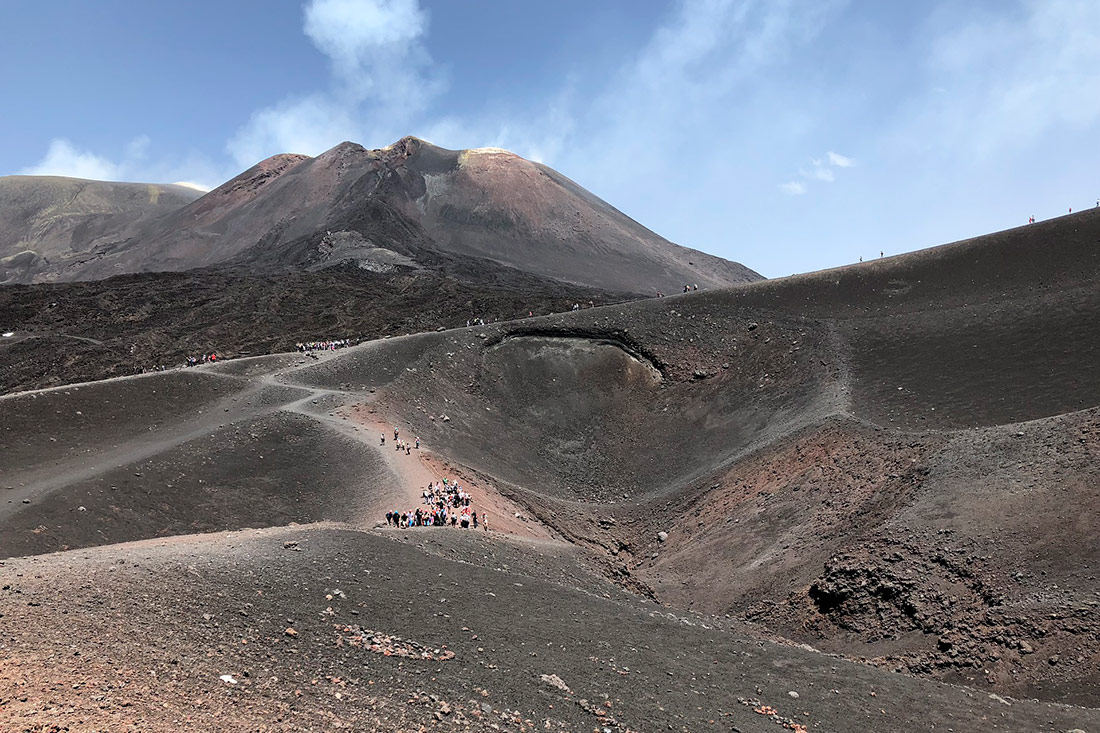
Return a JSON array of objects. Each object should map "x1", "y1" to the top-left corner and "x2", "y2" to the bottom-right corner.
[
  {"x1": 17, "y1": 136, "x2": 222, "y2": 190},
  {"x1": 486, "y1": 0, "x2": 846, "y2": 221},
  {"x1": 227, "y1": 0, "x2": 440, "y2": 166},
  {"x1": 802, "y1": 164, "x2": 836, "y2": 182},
  {"x1": 19, "y1": 139, "x2": 125, "y2": 181},
  {"x1": 16, "y1": 0, "x2": 443, "y2": 186},
  {"x1": 13, "y1": 0, "x2": 841, "y2": 203},
  {"x1": 782, "y1": 150, "x2": 854, "y2": 194},
  {"x1": 902, "y1": 0, "x2": 1100, "y2": 158}
]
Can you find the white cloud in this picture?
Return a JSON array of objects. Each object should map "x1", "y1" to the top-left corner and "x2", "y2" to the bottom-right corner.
[
  {"x1": 229, "y1": 94, "x2": 360, "y2": 163},
  {"x1": 784, "y1": 149, "x2": 853, "y2": 193},
  {"x1": 19, "y1": 139, "x2": 124, "y2": 181},
  {"x1": 227, "y1": 0, "x2": 439, "y2": 167},
  {"x1": 17, "y1": 136, "x2": 224, "y2": 190},
  {"x1": 304, "y1": 0, "x2": 427, "y2": 76},
  {"x1": 172, "y1": 181, "x2": 211, "y2": 192},
  {"x1": 779, "y1": 181, "x2": 807, "y2": 195}
]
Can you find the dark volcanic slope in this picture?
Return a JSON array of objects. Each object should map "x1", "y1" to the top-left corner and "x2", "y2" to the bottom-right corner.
[
  {"x1": 3, "y1": 209, "x2": 1100, "y2": 729},
  {"x1": 0, "y1": 262, "x2": 628, "y2": 395},
  {"x1": 0, "y1": 175, "x2": 201, "y2": 283},
  {"x1": 3, "y1": 526, "x2": 1094, "y2": 733},
  {"x1": 41, "y1": 137, "x2": 760, "y2": 293}
]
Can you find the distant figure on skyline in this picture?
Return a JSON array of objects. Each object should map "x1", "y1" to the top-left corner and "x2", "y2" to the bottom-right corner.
[
  {"x1": 880, "y1": 251, "x2": 883, "y2": 258},
  {"x1": 1029, "y1": 215, "x2": 1035, "y2": 224}
]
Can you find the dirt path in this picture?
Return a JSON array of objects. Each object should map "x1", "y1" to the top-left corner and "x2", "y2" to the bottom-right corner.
[
  {"x1": 2, "y1": 343, "x2": 556, "y2": 544},
  {"x1": 254, "y1": 345, "x2": 557, "y2": 539},
  {"x1": 0, "y1": 378, "x2": 307, "y2": 521},
  {"x1": 345, "y1": 403, "x2": 553, "y2": 539},
  {"x1": 1, "y1": 353, "x2": 340, "y2": 522}
]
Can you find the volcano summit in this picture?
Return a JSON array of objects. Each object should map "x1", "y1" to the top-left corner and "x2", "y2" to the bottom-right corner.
[{"x1": 1, "y1": 137, "x2": 760, "y2": 294}]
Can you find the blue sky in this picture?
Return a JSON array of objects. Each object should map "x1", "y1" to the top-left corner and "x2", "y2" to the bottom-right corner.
[{"x1": 1, "y1": 0, "x2": 1098, "y2": 278}]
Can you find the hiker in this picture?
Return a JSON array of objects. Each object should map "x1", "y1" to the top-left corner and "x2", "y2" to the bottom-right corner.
[
  {"x1": 406, "y1": 444, "x2": 411, "y2": 455},
  {"x1": 385, "y1": 511, "x2": 393, "y2": 525},
  {"x1": 394, "y1": 428, "x2": 399, "y2": 441},
  {"x1": 472, "y1": 511, "x2": 478, "y2": 529},
  {"x1": 415, "y1": 437, "x2": 420, "y2": 449},
  {"x1": 380, "y1": 433, "x2": 385, "y2": 445}
]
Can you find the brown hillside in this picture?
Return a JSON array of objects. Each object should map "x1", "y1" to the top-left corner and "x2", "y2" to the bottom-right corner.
[
  {"x1": 17, "y1": 137, "x2": 760, "y2": 294},
  {"x1": 0, "y1": 176, "x2": 201, "y2": 283}
]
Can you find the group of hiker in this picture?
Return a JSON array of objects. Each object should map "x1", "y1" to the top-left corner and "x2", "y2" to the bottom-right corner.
[
  {"x1": 296, "y1": 339, "x2": 352, "y2": 352},
  {"x1": 385, "y1": 476, "x2": 486, "y2": 531},
  {"x1": 1029, "y1": 202, "x2": 1098, "y2": 225},
  {"x1": 185, "y1": 353, "x2": 218, "y2": 367},
  {"x1": 382, "y1": 427, "x2": 488, "y2": 531},
  {"x1": 388, "y1": 433, "x2": 420, "y2": 454}
]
